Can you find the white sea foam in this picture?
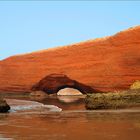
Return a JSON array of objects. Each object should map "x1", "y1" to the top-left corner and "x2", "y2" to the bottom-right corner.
[{"x1": 5, "y1": 99, "x2": 62, "y2": 113}]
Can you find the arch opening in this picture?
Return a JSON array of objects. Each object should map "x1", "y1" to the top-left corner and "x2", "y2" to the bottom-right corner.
[{"x1": 57, "y1": 87, "x2": 83, "y2": 96}]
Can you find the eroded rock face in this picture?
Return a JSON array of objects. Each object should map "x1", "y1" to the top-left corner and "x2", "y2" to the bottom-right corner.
[
  {"x1": 32, "y1": 74, "x2": 96, "y2": 94},
  {"x1": 0, "y1": 26, "x2": 140, "y2": 93}
]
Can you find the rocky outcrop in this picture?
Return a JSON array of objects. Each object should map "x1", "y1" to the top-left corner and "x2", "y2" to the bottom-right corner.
[
  {"x1": 0, "y1": 98, "x2": 10, "y2": 113},
  {"x1": 85, "y1": 89, "x2": 140, "y2": 109},
  {"x1": 32, "y1": 74, "x2": 96, "y2": 94},
  {"x1": 0, "y1": 26, "x2": 140, "y2": 93}
]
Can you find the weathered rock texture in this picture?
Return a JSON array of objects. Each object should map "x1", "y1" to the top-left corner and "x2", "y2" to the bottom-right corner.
[
  {"x1": 0, "y1": 26, "x2": 140, "y2": 93},
  {"x1": 32, "y1": 74, "x2": 96, "y2": 94},
  {"x1": 85, "y1": 89, "x2": 140, "y2": 110}
]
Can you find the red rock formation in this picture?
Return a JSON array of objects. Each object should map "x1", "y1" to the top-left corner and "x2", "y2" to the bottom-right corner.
[{"x1": 0, "y1": 26, "x2": 140, "y2": 93}]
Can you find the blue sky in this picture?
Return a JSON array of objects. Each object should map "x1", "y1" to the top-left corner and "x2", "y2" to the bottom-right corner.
[{"x1": 0, "y1": 1, "x2": 140, "y2": 60}]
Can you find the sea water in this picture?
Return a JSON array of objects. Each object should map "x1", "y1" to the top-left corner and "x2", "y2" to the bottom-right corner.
[{"x1": 0, "y1": 96, "x2": 140, "y2": 140}]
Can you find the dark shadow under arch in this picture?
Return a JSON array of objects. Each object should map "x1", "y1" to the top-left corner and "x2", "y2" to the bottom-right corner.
[{"x1": 32, "y1": 74, "x2": 98, "y2": 94}]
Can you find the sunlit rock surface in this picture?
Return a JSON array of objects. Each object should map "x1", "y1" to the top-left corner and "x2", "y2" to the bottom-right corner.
[{"x1": 0, "y1": 26, "x2": 140, "y2": 93}]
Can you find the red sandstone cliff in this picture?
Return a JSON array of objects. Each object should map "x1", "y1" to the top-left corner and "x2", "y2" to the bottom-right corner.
[{"x1": 0, "y1": 26, "x2": 140, "y2": 93}]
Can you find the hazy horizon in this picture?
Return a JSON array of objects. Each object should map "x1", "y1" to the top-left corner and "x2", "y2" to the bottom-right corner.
[{"x1": 1, "y1": 1, "x2": 140, "y2": 60}]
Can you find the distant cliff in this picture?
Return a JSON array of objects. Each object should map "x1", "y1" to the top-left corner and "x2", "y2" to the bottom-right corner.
[{"x1": 0, "y1": 26, "x2": 140, "y2": 93}]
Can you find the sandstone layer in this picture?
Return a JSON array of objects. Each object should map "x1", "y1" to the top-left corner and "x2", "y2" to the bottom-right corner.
[{"x1": 0, "y1": 26, "x2": 140, "y2": 93}]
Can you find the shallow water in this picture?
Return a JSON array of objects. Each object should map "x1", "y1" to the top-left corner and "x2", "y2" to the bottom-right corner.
[{"x1": 0, "y1": 96, "x2": 140, "y2": 140}]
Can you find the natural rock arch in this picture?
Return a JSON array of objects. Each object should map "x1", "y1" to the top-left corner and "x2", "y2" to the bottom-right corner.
[{"x1": 32, "y1": 74, "x2": 97, "y2": 94}]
